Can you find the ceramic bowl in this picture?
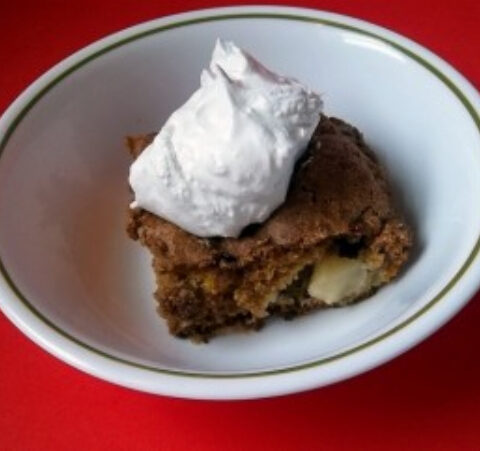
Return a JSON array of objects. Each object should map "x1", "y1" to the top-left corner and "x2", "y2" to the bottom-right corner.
[{"x1": 1, "y1": 6, "x2": 480, "y2": 399}]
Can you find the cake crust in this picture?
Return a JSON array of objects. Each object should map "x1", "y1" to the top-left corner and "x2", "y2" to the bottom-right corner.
[{"x1": 128, "y1": 117, "x2": 397, "y2": 268}]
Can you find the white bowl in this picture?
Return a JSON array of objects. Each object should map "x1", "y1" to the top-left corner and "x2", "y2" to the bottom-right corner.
[{"x1": 1, "y1": 6, "x2": 480, "y2": 400}]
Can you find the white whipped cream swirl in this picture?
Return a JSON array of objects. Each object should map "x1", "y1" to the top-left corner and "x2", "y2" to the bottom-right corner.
[{"x1": 129, "y1": 39, "x2": 322, "y2": 237}]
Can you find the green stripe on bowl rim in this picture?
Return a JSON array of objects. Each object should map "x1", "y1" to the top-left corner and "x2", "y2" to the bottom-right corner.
[{"x1": 0, "y1": 12, "x2": 479, "y2": 379}]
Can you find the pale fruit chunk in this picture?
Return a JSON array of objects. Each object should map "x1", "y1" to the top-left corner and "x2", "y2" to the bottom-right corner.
[{"x1": 307, "y1": 254, "x2": 373, "y2": 305}]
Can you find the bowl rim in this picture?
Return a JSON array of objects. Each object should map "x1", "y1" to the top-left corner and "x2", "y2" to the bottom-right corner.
[{"x1": 1, "y1": 5, "x2": 480, "y2": 399}]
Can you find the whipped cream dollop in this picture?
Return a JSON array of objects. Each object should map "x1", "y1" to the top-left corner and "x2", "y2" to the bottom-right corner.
[{"x1": 129, "y1": 39, "x2": 323, "y2": 237}]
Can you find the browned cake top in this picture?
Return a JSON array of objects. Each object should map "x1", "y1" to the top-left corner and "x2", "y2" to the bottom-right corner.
[{"x1": 127, "y1": 116, "x2": 395, "y2": 270}]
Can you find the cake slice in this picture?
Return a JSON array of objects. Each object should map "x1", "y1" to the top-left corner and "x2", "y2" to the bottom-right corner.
[{"x1": 126, "y1": 115, "x2": 412, "y2": 341}]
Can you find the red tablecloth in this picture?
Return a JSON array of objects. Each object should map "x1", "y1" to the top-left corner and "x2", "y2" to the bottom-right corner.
[{"x1": 1, "y1": 1, "x2": 479, "y2": 450}]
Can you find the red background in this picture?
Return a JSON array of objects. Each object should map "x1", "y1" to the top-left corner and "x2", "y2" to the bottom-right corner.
[{"x1": 1, "y1": 1, "x2": 480, "y2": 450}]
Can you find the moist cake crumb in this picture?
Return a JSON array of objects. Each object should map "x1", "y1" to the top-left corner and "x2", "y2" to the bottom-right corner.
[{"x1": 126, "y1": 115, "x2": 412, "y2": 341}]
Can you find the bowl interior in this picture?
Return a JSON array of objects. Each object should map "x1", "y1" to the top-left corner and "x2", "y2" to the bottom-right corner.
[{"x1": 1, "y1": 15, "x2": 480, "y2": 373}]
